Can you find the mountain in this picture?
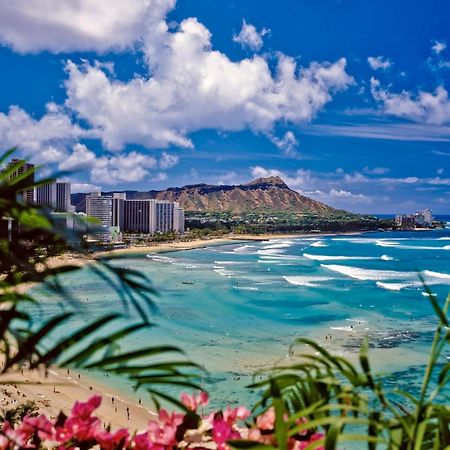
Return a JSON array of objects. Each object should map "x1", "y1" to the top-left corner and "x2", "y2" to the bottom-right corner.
[{"x1": 71, "y1": 176, "x2": 337, "y2": 214}]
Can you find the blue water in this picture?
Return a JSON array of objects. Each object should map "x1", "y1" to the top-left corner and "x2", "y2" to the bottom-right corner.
[{"x1": 31, "y1": 227, "x2": 450, "y2": 410}]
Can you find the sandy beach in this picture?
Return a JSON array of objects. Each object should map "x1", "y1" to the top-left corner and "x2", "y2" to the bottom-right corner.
[{"x1": 0, "y1": 367, "x2": 156, "y2": 431}]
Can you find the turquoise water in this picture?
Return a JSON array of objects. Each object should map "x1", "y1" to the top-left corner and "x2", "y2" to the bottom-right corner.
[{"x1": 31, "y1": 227, "x2": 450, "y2": 410}]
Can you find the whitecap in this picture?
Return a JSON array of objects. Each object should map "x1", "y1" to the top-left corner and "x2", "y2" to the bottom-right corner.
[
  {"x1": 233, "y1": 244, "x2": 255, "y2": 252},
  {"x1": 303, "y1": 253, "x2": 379, "y2": 261},
  {"x1": 310, "y1": 241, "x2": 327, "y2": 247},
  {"x1": 322, "y1": 264, "x2": 450, "y2": 287},
  {"x1": 377, "y1": 242, "x2": 450, "y2": 251},
  {"x1": 376, "y1": 282, "x2": 412, "y2": 291},
  {"x1": 283, "y1": 275, "x2": 334, "y2": 287},
  {"x1": 257, "y1": 248, "x2": 286, "y2": 255},
  {"x1": 381, "y1": 254, "x2": 394, "y2": 261},
  {"x1": 422, "y1": 292, "x2": 437, "y2": 297},
  {"x1": 375, "y1": 240, "x2": 399, "y2": 247},
  {"x1": 321, "y1": 264, "x2": 412, "y2": 281},
  {"x1": 422, "y1": 269, "x2": 450, "y2": 280}
]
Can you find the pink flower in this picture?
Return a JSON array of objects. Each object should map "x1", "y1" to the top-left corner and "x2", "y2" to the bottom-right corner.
[
  {"x1": 181, "y1": 392, "x2": 209, "y2": 412},
  {"x1": 17, "y1": 414, "x2": 54, "y2": 442},
  {"x1": 71, "y1": 395, "x2": 102, "y2": 419},
  {"x1": 211, "y1": 416, "x2": 241, "y2": 450},
  {"x1": 256, "y1": 407, "x2": 275, "y2": 431},
  {"x1": 1, "y1": 421, "x2": 30, "y2": 448},
  {"x1": 95, "y1": 428, "x2": 129, "y2": 450},
  {"x1": 55, "y1": 395, "x2": 102, "y2": 443},
  {"x1": 223, "y1": 406, "x2": 251, "y2": 425}
]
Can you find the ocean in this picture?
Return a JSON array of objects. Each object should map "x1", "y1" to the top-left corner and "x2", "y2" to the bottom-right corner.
[{"x1": 31, "y1": 224, "x2": 450, "y2": 411}]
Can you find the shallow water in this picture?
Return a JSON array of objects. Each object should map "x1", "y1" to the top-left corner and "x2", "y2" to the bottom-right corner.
[{"x1": 31, "y1": 228, "x2": 450, "y2": 410}]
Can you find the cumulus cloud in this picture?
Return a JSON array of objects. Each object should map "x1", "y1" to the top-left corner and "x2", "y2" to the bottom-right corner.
[
  {"x1": 59, "y1": 143, "x2": 97, "y2": 171},
  {"x1": 0, "y1": 0, "x2": 355, "y2": 192},
  {"x1": 0, "y1": 0, "x2": 174, "y2": 53},
  {"x1": 370, "y1": 77, "x2": 450, "y2": 125},
  {"x1": 58, "y1": 146, "x2": 179, "y2": 184},
  {"x1": 328, "y1": 188, "x2": 371, "y2": 203},
  {"x1": 65, "y1": 20, "x2": 353, "y2": 151},
  {"x1": 432, "y1": 40, "x2": 447, "y2": 54},
  {"x1": 233, "y1": 19, "x2": 269, "y2": 51},
  {"x1": 270, "y1": 131, "x2": 299, "y2": 157},
  {"x1": 0, "y1": 104, "x2": 85, "y2": 163},
  {"x1": 91, "y1": 151, "x2": 158, "y2": 184},
  {"x1": 367, "y1": 56, "x2": 392, "y2": 70}
]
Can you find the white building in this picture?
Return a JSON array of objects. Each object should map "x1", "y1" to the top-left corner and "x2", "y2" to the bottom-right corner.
[
  {"x1": 86, "y1": 192, "x2": 113, "y2": 228},
  {"x1": 35, "y1": 181, "x2": 71, "y2": 212},
  {"x1": 174, "y1": 203, "x2": 185, "y2": 234}
]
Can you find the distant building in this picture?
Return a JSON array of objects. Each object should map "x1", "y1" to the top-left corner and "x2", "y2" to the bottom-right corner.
[
  {"x1": 395, "y1": 209, "x2": 433, "y2": 229},
  {"x1": 174, "y1": 203, "x2": 185, "y2": 234},
  {"x1": 112, "y1": 193, "x2": 126, "y2": 230},
  {"x1": 2, "y1": 159, "x2": 35, "y2": 204},
  {"x1": 86, "y1": 192, "x2": 113, "y2": 228},
  {"x1": 56, "y1": 182, "x2": 71, "y2": 212},
  {"x1": 35, "y1": 181, "x2": 71, "y2": 212},
  {"x1": 87, "y1": 193, "x2": 185, "y2": 236},
  {"x1": 124, "y1": 199, "x2": 154, "y2": 233}
]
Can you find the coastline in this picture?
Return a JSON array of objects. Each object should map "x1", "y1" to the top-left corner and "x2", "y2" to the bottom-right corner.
[{"x1": 43, "y1": 233, "x2": 332, "y2": 268}]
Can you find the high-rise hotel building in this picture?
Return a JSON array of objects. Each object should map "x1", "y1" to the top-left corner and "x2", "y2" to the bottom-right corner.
[
  {"x1": 86, "y1": 192, "x2": 184, "y2": 234},
  {"x1": 86, "y1": 192, "x2": 113, "y2": 228},
  {"x1": 35, "y1": 181, "x2": 71, "y2": 212}
]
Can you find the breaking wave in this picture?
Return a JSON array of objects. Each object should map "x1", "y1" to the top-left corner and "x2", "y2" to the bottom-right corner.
[
  {"x1": 303, "y1": 253, "x2": 381, "y2": 261},
  {"x1": 283, "y1": 275, "x2": 334, "y2": 287}
]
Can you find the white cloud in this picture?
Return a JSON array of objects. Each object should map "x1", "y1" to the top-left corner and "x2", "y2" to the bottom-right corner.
[
  {"x1": 370, "y1": 77, "x2": 450, "y2": 125},
  {"x1": 91, "y1": 151, "x2": 158, "y2": 184},
  {"x1": 59, "y1": 143, "x2": 97, "y2": 171},
  {"x1": 159, "y1": 152, "x2": 179, "y2": 169},
  {"x1": 432, "y1": 40, "x2": 447, "y2": 54},
  {"x1": 328, "y1": 188, "x2": 371, "y2": 203},
  {"x1": 270, "y1": 131, "x2": 299, "y2": 157},
  {"x1": 58, "y1": 145, "x2": 178, "y2": 185},
  {"x1": 363, "y1": 166, "x2": 390, "y2": 175},
  {"x1": 303, "y1": 122, "x2": 450, "y2": 142},
  {"x1": 367, "y1": 56, "x2": 392, "y2": 70},
  {"x1": 0, "y1": 0, "x2": 174, "y2": 53},
  {"x1": 71, "y1": 182, "x2": 101, "y2": 193},
  {"x1": 233, "y1": 19, "x2": 269, "y2": 52},
  {"x1": 0, "y1": 1, "x2": 352, "y2": 166},
  {"x1": 0, "y1": 104, "x2": 85, "y2": 163},
  {"x1": 64, "y1": 17, "x2": 353, "y2": 151}
]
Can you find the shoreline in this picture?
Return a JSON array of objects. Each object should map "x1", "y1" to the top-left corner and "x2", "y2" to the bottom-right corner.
[
  {"x1": 92, "y1": 230, "x2": 365, "y2": 260},
  {"x1": 0, "y1": 367, "x2": 156, "y2": 432}
]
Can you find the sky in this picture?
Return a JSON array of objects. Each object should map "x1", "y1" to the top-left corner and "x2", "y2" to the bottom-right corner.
[{"x1": 0, "y1": 0, "x2": 450, "y2": 214}]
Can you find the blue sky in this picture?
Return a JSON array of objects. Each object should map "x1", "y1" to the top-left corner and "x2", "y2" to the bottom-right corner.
[{"x1": 0, "y1": 0, "x2": 449, "y2": 214}]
